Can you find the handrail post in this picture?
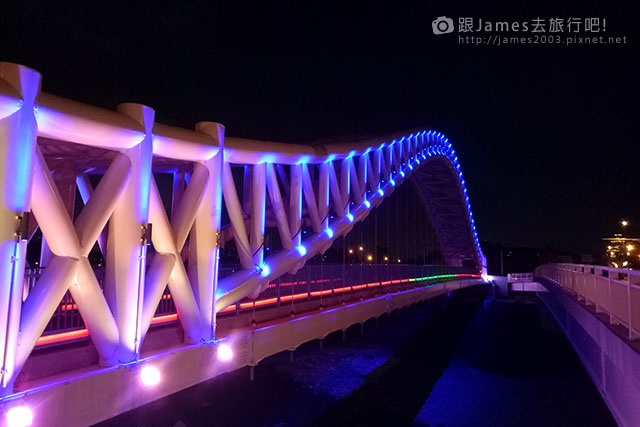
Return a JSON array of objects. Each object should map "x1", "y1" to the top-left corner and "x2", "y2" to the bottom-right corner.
[{"x1": 627, "y1": 272, "x2": 634, "y2": 340}]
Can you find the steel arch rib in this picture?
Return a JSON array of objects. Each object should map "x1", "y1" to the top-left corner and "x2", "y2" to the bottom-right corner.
[{"x1": 216, "y1": 130, "x2": 483, "y2": 311}]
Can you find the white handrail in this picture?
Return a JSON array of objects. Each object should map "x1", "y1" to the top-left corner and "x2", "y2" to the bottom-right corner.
[{"x1": 535, "y1": 263, "x2": 640, "y2": 340}]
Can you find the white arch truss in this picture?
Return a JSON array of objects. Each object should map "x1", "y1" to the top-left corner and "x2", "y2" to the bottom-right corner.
[{"x1": 0, "y1": 62, "x2": 484, "y2": 395}]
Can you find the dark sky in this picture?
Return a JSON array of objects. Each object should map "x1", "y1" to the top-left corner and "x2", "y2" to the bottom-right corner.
[{"x1": 2, "y1": 1, "x2": 638, "y2": 254}]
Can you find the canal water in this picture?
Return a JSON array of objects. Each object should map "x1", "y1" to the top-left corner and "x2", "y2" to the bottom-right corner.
[{"x1": 98, "y1": 287, "x2": 615, "y2": 426}]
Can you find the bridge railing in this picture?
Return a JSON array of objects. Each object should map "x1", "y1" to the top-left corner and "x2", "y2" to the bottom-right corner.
[
  {"x1": 507, "y1": 272, "x2": 534, "y2": 282},
  {"x1": 30, "y1": 263, "x2": 478, "y2": 346},
  {"x1": 535, "y1": 263, "x2": 640, "y2": 340},
  {"x1": 222, "y1": 264, "x2": 477, "y2": 315}
]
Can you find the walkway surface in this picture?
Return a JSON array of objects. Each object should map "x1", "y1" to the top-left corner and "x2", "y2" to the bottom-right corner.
[{"x1": 97, "y1": 288, "x2": 615, "y2": 426}]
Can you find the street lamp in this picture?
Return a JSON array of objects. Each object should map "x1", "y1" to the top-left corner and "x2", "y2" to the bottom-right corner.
[
  {"x1": 621, "y1": 219, "x2": 629, "y2": 227},
  {"x1": 367, "y1": 254, "x2": 373, "y2": 262}
]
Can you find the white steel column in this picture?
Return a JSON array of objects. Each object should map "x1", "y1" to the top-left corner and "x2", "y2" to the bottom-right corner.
[
  {"x1": 222, "y1": 162, "x2": 253, "y2": 270},
  {"x1": 146, "y1": 178, "x2": 202, "y2": 343},
  {"x1": 319, "y1": 162, "x2": 330, "y2": 230},
  {"x1": 171, "y1": 171, "x2": 186, "y2": 219},
  {"x1": 289, "y1": 164, "x2": 303, "y2": 248},
  {"x1": 340, "y1": 159, "x2": 351, "y2": 213},
  {"x1": 251, "y1": 163, "x2": 267, "y2": 268},
  {"x1": 0, "y1": 63, "x2": 39, "y2": 394},
  {"x1": 328, "y1": 161, "x2": 344, "y2": 218},
  {"x1": 365, "y1": 153, "x2": 377, "y2": 191},
  {"x1": 104, "y1": 103, "x2": 153, "y2": 361},
  {"x1": 76, "y1": 174, "x2": 108, "y2": 256},
  {"x1": 190, "y1": 121, "x2": 224, "y2": 340},
  {"x1": 358, "y1": 154, "x2": 367, "y2": 195},
  {"x1": 348, "y1": 158, "x2": 363, "y2": 204},
  {"x1": 301, "y1": 163, "x2": 321, "y2": 233},
  {"x1": 20, "y1": 149, "x2": 122, "y2": 371},
  {"x1": 266, "y1": 163, "x2": 292, "y2": 251}
]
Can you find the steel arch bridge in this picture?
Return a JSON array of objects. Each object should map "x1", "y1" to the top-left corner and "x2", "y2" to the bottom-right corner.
[{"x1": 0, "y1": 62, "x2": 484, "y2": 426}]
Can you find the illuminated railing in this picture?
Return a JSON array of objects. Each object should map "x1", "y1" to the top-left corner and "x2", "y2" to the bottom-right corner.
[
  {"x1": 32, "y1": 264, "x2": 479, "y2": 347},
  {"x1": 535, "y1": 263, "x2": 640, "y2": 340},
  {"x1": 221, "y1": 264, "x2": 478, "y2": 314},
  {"x1": 507, "y1": 272, "x2": 534, "y2": 282}
]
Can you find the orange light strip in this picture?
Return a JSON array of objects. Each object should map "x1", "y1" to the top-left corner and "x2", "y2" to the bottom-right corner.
[
  {"x1": 36, "y1": 313, "x2": 181, "y2": 346},
  {"x1": 150, "y1": 313, "x2": 178, "y2": 325},
  {"x1": 254, "y1": 297, "x2": 278, "y2": 307},
  {"x1": 59, "y1": 303, "x2": 78, "y2": 311},
  {"x1": 280, "y1": 292, "x2": 309, "y2": 302},
  {"x1": 35, "y1": 329, "x2": 89, "y2": 346},
  {"x1": 310, "y1": 289, "x2": 332, "y2": 296}
]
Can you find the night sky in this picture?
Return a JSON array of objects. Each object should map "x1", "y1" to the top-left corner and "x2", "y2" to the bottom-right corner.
[{"x1": 2, "y1": 1, "x2": 638, "y2": 254}]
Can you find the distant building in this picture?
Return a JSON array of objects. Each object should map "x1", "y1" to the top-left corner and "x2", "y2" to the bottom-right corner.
[{"x1": 603, "y1": 234, "x2": 640, "y2": 269}]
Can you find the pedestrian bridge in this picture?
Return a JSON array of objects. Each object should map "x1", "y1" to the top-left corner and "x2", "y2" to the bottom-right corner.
[{"x1": 0, "y1": 62, "x2": 485, "y2": 426}]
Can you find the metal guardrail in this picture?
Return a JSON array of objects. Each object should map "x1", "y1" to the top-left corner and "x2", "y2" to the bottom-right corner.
[
  {"x1": 507, "y1": 272, "x2": 534, "y2": 282},
  {"x1": 222, "y1": 264, "x2": 473, "y2": 314},
  {"x1": 24, "y1": 267, "x2": 177, "y2": 340},
  {"x1": 535, "y1": 263, "x2": 640, "y2": 340},
  {"x1": 27, "y1": 264, "x2": 477, "y2": 346}
]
